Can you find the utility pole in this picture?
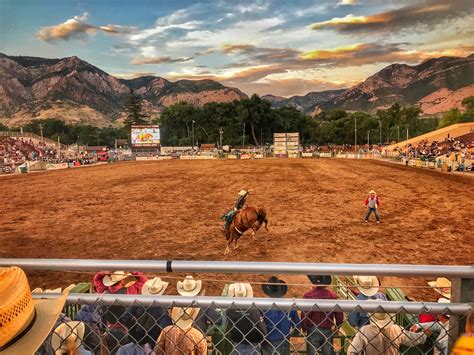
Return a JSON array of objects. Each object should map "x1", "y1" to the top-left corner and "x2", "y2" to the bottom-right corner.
[
  {"x1": 397, "y1": 126, "x2": 400, "y2": 142},
  {"x1": 379, "y1": 121, "x2": 382, "y2": 145},
  {"x1": 406, "y1": 128, "x2": 409, "y2": 141},
  {"x1": 367, "y1": 130, "x2": 370, "y2": 147},
  {"x1": 58, "y1": 135, "x2": 61, "y2": 161},
  {"x1": 192, "y1": 120, "x2": 195, "y2": 150},
  {"x1": 354, "y1": 116, "x2": 357, "y2": 149},
  {"x1": 242, "y1": 122, "x2": 246, "y2": 147},
  {"x1": 219, "y1": 127, "x2": 223, "y2": 150},
  {"x1": 39, "y1": 123, "x2": 44, "y2": 142}
]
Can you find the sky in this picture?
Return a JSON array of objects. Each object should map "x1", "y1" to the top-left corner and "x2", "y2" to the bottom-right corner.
[{"x1": 0, "y1": 0, "x2": 473, "y2": 97}]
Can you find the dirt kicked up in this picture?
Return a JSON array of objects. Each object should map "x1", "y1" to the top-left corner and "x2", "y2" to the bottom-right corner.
[{"x1": 1, "y1": 159, "x2": 473, "y2": 299}]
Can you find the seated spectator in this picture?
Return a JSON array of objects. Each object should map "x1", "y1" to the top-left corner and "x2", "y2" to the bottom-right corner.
[
  {"x1": 452, "y1": 310, "x2": 474, "y2": 354},
  {"x1": 226, "y1": 283, "x2": 267, "y2": 354},
  {"x1": 50, "y1": 321, "x2": 92, "y2": 355},
  {"x1": 348, "y1": 275, "x2": 387, "y2": 328},
  {"x1": 302, "y1": 275, "x2": 342, "y2": 355},
  {"x1": 73, "y1": 305, "x2": 102, "y2": 354},
  {"x1": 137, "y1": 277, "x2": 173, "y2": 347},
  {"x1": 410, "y1": 298, "x2": 451, "y2": 355},
  {"x1": 104, "y1": 312, "x2": 135, "y2": 355},
  {"x1": 155, "y1": 307, "x2": 207, "y2": 354},
  {"x1": 428, "y1": 278, "x2": 451, "y2": 300},
  {"x1": 93, "y1": 271, "x2": 148, "y2": 295},
  {"x1": 117, "y1": 316, "x2": 156, "y2": 355},
  {"x1": 348, "y1": 301, "x2": 427, "y2": 355},
  {"x1": 261, "y1": 276, "x2": 301, "y2": 355}
]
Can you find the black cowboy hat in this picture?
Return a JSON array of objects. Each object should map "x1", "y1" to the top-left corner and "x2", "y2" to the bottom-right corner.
[
  {"x1": 261, "y1": 276, "x2": 288, "y2": 298},
  {"x1": 307, "y1": 275, "x2": 332, "y2": 286}
]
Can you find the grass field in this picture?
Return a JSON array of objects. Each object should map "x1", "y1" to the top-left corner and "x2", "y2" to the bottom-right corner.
[{"x1": 1, "y1": 159, "x2": 473, "y2": 298}]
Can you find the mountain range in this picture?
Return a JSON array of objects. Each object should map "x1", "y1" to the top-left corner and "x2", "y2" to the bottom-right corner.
[{"x1": 0, "y1": 53, "x2": 473, "y2": 127}]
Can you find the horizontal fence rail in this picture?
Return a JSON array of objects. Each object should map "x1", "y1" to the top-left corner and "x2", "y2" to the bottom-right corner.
[
  {"x1": 32, "y1": 293, "x2": 472, "y2": 315},
  {"x1": 2, "y1": 258, "x2": 474, "y2": 277}
]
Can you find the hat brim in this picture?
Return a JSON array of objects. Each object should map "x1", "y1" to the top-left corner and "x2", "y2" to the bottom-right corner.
[
  {"x1": 2, "y1": 289, "x2": 70, "y2": 355},
  {"x1": 427, "y1": 281, "x2": 451, "y2": 299},
  {"x1": 177, "y1": 280, "x2": 202, "y2": 296},
  {"x1": 171, "y1": 308, "x2": 200, "y2": 329},
  {"x1": 371, "y1": 314, "x2": 393, "y2": 328}
]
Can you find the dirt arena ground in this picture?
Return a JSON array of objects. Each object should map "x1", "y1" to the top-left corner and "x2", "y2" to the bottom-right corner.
[{"x1": 1, "y1": 159, "x2": 473, "y2": 299}]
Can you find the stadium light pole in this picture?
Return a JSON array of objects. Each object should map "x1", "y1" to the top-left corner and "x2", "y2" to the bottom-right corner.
[
  {"x1": 192, "y1": 120, "x2": 195, "y2": 150},
  {"x1": 379, "y1": 121, "x2": 382, "y2": 145},
  {"x1": 354, "y1": 116, "x2": 357, "y2": 150},
  {"x1": 219, "y1": 127, "x2": 223, "y2": 150}
]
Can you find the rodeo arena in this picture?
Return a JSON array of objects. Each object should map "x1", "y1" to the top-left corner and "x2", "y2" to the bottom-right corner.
[{"x1": 0, "y1": 121, "x2": 473, "y2": 355}]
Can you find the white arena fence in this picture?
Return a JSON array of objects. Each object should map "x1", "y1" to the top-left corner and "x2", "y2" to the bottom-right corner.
[{"x1": 1, "y1": 259, "x2": 472, "y2": 354}]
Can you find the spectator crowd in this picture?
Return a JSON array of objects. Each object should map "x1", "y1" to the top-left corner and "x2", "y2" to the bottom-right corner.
[
  {"x1": 0, "y1": 137, "x2": 59, "y2": 167},
  {"x1": 2, "y1": 266, "x2": 468, "y2": 355}
]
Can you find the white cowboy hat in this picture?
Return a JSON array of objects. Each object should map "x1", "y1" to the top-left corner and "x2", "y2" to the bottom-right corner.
[
  {"x1": 238, "y1": 190, "x2": 248, "y2": 196},
  {"x1": 102, "y1": 271, "x2": 133, "y2": 287},
  {"x1": 228, "y1": 283, "x2": 253, "y2": 298},
  {"x1": 369, "y1": 300, "x2": 394, "y2": 328},
  {"x1": 0, "y1": 267, "x2": 71, "y2": 355},
  {"x1": 354, "y1": 276, "x2": 380, "y2": 297},
  {"x1": 428, "y1": 277, "x2": 451, "y2": 299},
  {"x1": 170, "y1": 307, "x2": 200, "y2": 329},
  {"x1": 368, "y1": 190, "x2": 376, "y2": 194},
  {"x1": 51, "y1": 321, "x2": 86, "y2": 353},
  {"x1": 142, "y1": 277, "x2": 169, "y2": 296},
  {"x1": 370, "y1": 310, "x2": 394, "y2": 328},
  {"x1": 177, "y1": 276, "x2": 202, "y2": 296}
]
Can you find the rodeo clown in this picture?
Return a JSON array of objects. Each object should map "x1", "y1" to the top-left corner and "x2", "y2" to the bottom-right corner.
[{"x1": 221, "y1": 189, "x2": 252, "y2": 239}]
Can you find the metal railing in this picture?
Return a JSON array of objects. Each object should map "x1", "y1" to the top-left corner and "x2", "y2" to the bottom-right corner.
[
  {"x1": 2, "y1": 258, "x2": 473, "y2": 277},
  {"x1": 2, "y1": 258, "x2": 471, "y2": 354}
]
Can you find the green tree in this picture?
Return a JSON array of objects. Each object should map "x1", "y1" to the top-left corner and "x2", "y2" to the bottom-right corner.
[
  {"x1": 438, "y1": 108, "x2": 463, "y2": 128},
  {"x1": 124, "y1": 91, "x2": 148, "y2": 128}
]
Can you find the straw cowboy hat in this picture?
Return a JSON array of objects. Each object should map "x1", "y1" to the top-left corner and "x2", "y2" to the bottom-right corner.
[
  {"x1": 428, "y1": 277, "x2": 451, "y2": 299},
  {"x1": 307, "y1": 275, "x2": 332, "y2": 286},
  {"x1": 354, "y1": 276, "x2": 380, "y2": 297},
  {"x1": 238, "y1": 190, "x2": 248, "y2": 196},
  {"x1": 228, "y1": 283, "x2": 254, "y2": 298},
  {"x1": 370, "y1": 301, "x2": 394, "y2": 328},
  {"x1": 102, "y1": 271, "x2": 134, "y2": 287},
  {"x1": 177, "y1": 276, "x2": 202, "y2": 296},
  {"x1": 50, "y1": 321, "x2": 86, "y2": 353},
  {"x1": 142, "y1": 277, "x2": 169, "y2": 296},
  {"x1": 171, "y1": 307, "x2": 200, "y2": 329},
  {"x1": 261, "y1": 276, "x2": 288, "y2": 298},
  {"x1": 0, "y1": 266, "x2": 71, "y2": 355},
  {"x1": 369, "y1": 190, "x2": 376, "y2": 195}
]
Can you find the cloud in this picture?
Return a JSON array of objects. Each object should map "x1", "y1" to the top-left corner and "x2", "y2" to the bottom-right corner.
[
  {"x1": 338, "y1": 0, "x2": 359, "y2": 6},
  {"x1": 112, "y1": 72, "x2": 157, "y2": 79},
  {"x1": 36, "y1": 12, "x2": 135, "y2": 41},
  {"x1": 310, "y1": 0, "x2": 473, "y2": 33},
  {"x1": 131, "y1": 56, "x2": 194, "y2": 65}
]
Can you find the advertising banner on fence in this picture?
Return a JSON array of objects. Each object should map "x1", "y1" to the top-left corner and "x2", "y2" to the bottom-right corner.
[{"x1": 131, "y1": 125, "x2": 160, "y2": 147}]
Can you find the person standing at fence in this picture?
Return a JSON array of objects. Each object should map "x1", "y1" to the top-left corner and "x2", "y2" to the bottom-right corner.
[
  {"x1": 348, "y1": 301, "x2": 427, "y2": 355},
  {"x1": 226, "y1": 282, "x2": 267, "y2": 355},
  {"x1": 261, "y1": 276, "x2": 301, "y2": 355},
  {"x1": 302, "y1": 275, "x2": 343, "y2": 355},
  {"x1": 348, "y1": 276, "x2": 387, "y2": 328},
  {"x1": 155, "y1": 307, "x2": 207, "y2": 355},
  {"x1": 364, "y1": 190, "x2": 381, "y2": 223}
]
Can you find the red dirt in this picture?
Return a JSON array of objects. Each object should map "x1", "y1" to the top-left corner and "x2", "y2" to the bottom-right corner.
[{"x1": 1, "y1": 159, "x2": 473, "y2": 299}]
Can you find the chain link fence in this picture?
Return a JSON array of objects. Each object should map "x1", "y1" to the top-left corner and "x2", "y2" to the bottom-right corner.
[{"x1": 33, "y1": 294, "x2": 471, "y2": 355}]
